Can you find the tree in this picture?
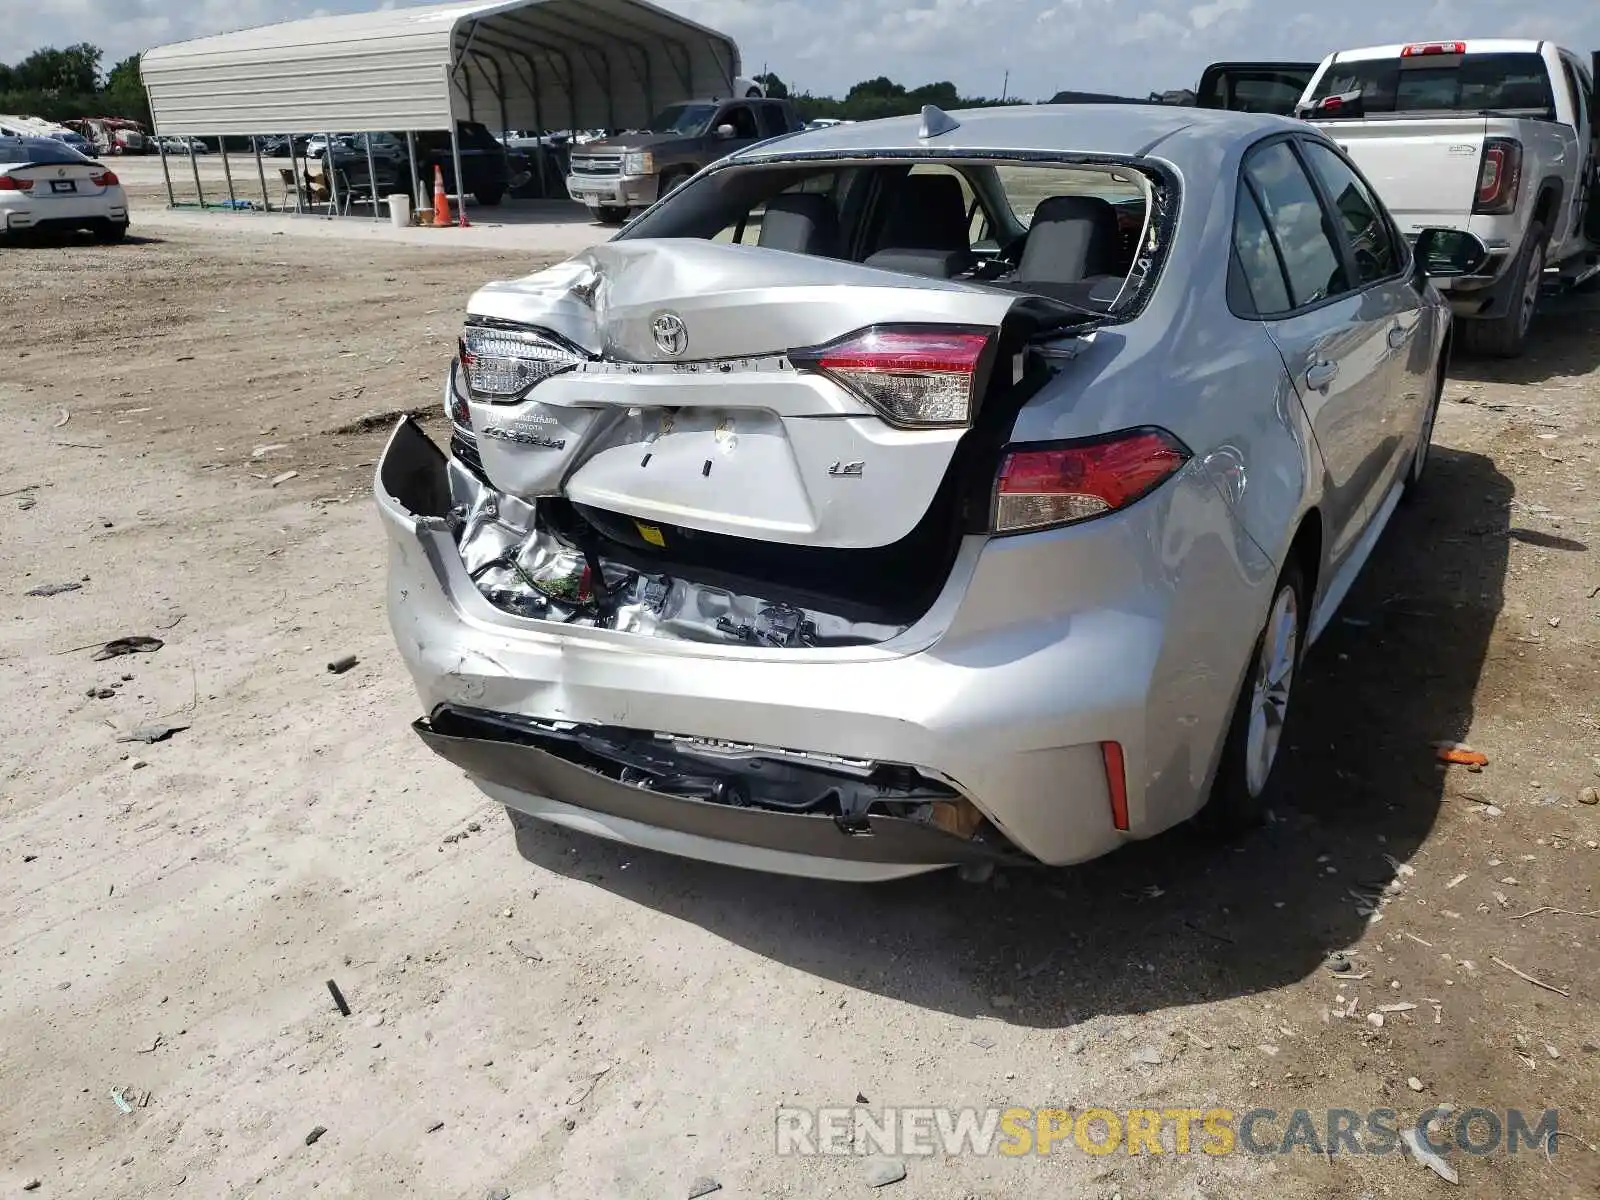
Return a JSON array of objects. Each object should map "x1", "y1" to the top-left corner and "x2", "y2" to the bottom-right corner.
[
  {"x1": 846, "y1": 76, "x2": 906, "y2": 103},
  {"x1": 11, "y1": 43, "x2": 102, "y2": 94},
  {"x1": 753, "y1": 71, "x2": 788, "y2": 99},
  {"x1": 103, "y1": 54, "x2": 150, "y2": 123}
]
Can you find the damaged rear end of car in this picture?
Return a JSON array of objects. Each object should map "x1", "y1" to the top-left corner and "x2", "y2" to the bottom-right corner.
[{"x1": 378, "y1": 130, "x2": 1200, "y2": 878}]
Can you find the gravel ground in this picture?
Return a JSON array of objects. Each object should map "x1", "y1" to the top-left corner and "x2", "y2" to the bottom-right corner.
[{"x1": 1, "y1": 225, "x2": 1597, "y2": 1199}]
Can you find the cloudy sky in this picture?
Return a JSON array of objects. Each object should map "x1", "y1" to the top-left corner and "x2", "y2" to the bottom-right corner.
[{"x1": 5, "y1": 0, "x2": 1598, "y2": 99}]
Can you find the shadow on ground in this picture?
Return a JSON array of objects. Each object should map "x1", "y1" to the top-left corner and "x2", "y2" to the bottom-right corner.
[
  {"x1": 1450, "y1": 283, "x2": 1600, "y2": 385},
  {"x1": 507, "y1": 442, "x2": 1512, "y2": 1027}
]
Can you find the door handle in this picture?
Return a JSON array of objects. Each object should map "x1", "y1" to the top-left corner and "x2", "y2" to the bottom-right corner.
[
  {"x1": 1388, "y1": 322, "x2": 1416, "y2": 348},
  {"x1": 1304, "y1": 360, "x2": 1340, "y2": 391}
]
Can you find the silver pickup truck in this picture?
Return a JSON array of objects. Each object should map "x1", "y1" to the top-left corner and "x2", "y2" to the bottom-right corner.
[{"x1": 1294, "y1": 40, "x2": 1600, "y2": 357}]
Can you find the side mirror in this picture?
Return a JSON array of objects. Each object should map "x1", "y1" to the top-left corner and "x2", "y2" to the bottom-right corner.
[
  {"x1": 1297, "y1": 90, "x2": 1364, "y2": 120},
  {"x1": 1414, "y1": 227, "x2": 1489, "y2": 278},
  {"x1": 715, "y1": 124, "x2": 736, "y2": 139}
]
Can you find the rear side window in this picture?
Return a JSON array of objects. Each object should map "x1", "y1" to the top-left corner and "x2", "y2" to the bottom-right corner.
[
  {"x1": 756, "y1": 104, "x2": 789, "y2": 138},
  {"x1": 1243, "y1": 141, "x2": 1348, "y2": 308},
  {"x1": 1299, "y1": 142, "x2": 1399, "y2": 284},
  {"x1": 1309, "y1": 52, "x2": 1554, "y2": 115},
  {"x1": 1232, "y1": 182, "x2": 1293, "y2": 315},
  {"x1": 1561, "y1": 58, "x2": 1590, "y2": 128}
]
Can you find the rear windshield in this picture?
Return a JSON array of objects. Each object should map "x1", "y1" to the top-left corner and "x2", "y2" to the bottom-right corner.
[
  {"x1": 1309, "y1": 52, "x2": 1555, "y2": 116},
  {"x1": 0, "y1": 138, "x2": 89, "y2": 165},
  {"x1": 622, "y1": 157, "x2": 1163, "y2": 317},
  {"x1": 1199, "y1": 68, "x2": 1315, "y2": 114}
]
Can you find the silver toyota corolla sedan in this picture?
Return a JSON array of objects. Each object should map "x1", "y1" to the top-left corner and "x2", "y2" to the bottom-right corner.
[{"x1": 376, "y1": 103, "x2": 1485, "y2": 881}]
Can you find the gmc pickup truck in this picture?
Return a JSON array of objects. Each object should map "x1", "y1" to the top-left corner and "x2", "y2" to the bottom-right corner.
[
  {"x1": 1297, "y1": 39, "x2": 1599, "y2": 357},
  {"x1": 566, "y1": 97, "x2": 803, "y2": 225}
]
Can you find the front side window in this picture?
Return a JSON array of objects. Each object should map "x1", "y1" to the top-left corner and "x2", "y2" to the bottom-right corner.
[
  {"x1": 1243, "y1": 141, "x2": 1348, "y2": 307},
  {"x1": 715, "y1": 105, "x2": 760, "y2": 140},
  {"x1": 648, "y1": 104, "x2": 716, "y2": 136},
  {"x1": 1299, "y1": 141, "x2": 1399, "y2": 284}
]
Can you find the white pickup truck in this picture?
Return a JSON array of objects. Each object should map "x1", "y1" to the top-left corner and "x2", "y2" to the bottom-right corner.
[{"x1": 1297, "y1": 39, "x2": 1599, "y2": 357}]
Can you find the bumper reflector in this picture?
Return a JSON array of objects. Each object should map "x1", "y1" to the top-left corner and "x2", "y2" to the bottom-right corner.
[{"x1": 1101, "y1": 741, "x2": 1129, "y2": 831}]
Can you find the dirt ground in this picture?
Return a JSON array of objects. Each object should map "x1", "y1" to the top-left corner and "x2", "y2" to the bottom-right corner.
[{"x1": 1, "y1": 226, "x2": 1597, "y2": 1200}]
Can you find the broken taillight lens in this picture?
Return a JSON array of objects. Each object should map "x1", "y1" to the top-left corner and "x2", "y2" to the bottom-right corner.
[
  {"x1": 992, "y1": 428, "x2": 1190, "y2": 534},
  {"x1": 1473, "y1": 138, "x2": 1522, "y2": 215},
  {"x1": 791, "y1": 326, "x2": 991, "y2": 428},
  {"x1": 458, "y1": 325, "x2": 586, "y2": 403}
]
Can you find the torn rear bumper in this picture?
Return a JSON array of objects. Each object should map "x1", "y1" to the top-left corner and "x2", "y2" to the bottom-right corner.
[
  {"x1": 377, "y1": 416, "x2": 1270, "y2": 875},
  {"x1": 418, "y1": 706, "x2": 1020, "y2": 880}
]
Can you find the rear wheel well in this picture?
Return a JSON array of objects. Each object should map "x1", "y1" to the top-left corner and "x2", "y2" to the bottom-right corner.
[
  {"x1": 1287, "y1": 511, "x2": 1323, "y2": 613},
  {"x1": 1531, "y1": 180, "x2": 1562, "y2": 233}
]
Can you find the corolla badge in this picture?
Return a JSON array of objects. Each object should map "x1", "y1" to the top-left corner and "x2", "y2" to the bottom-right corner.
[{"x1": 650, "y1": 311, "x2": 688, "y2": 357}]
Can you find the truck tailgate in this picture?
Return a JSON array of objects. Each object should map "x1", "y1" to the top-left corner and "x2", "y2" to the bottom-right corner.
[{"x1": 1315, "y1": 117, "x2": 1488, "y2": 233}]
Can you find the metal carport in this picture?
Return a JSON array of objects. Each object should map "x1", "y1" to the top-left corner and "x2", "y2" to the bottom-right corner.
[{"x1": 139, "y1": 0, "x2": 743, "y2": 216}]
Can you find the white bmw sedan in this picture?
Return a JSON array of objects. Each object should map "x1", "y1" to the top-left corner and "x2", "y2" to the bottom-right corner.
[{"x1": 0, "y1": 136, "x2": 129, "y2": 242}]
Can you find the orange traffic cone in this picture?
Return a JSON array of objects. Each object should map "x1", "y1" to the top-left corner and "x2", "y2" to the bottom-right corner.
[{"x1": 432, "y1": 165, "x2": 451, "y2": 227}]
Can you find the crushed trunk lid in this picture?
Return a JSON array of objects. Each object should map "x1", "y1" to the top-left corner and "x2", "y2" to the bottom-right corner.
[{"x1": 458, "y1": 239, "x2": 1063, "y2": 550}]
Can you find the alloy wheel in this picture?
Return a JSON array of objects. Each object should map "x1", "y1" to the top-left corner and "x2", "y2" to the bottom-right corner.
[{"x1": 1245, "y1": 584, "x2": 1299, "y2": 797}]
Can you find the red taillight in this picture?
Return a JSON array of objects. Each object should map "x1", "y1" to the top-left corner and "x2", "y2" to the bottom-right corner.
[
  {"x1": 992, "y1": 427, "x2": 1189, "y2": 534},
  {"x1": 1474, "y1": 138, "x2": 1522, "y2": 214},
  {"x1": 0, "y1": 175, "x2": 24, "y2": 192},
  {"x1": 1101, "y1": 741, "x2": 1129, "y2": 831},
  {"x1": 1401, "y1": 41, "x2": 1465, "y2": 57},
  {"x1": 90, "y1": 169, "x2": 119, "y2": 187},
  {"x1": 792, "y1": 326, "x2": 990, "y2": 428}
]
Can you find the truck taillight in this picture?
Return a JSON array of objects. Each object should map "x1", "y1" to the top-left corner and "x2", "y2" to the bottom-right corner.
[
  {"x1": 791, "y1": 326, "x2": 992, "y2": 428},
  {"x1": 992, "y1": 428, "x2": 1190, "y2": 534},
  {"x1": 1473, "y1": 138, "x2": 1522, "y2": 215}
]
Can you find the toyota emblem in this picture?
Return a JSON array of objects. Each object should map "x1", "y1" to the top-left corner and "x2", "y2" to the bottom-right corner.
[{"x1": 651, "y1": 311, "x2": 688, "y2": 357}]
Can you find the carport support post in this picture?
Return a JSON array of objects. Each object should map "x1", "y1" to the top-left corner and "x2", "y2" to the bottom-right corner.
[
  {"x1": 364, "y1": 136, "x2": 380, "y2": 222},
  {"x1": 449, "y1": 124, "x2": 469, "y2": 227},
  {"x1": 219, "y1": 135, "x2": 237, "y2": 208},
  {"x1": 406, "y1": 131, "x2": 422, "y2": 214},
  {"x1": 253, "y1": 140, "x2": 270, "y2": 212},
  {"x1": 288, "y1": 144, "x2": 305, "y2": 215},
  {"x1": 324, "y1": 133, "x2": 339, "y2": 218},
  {"x1": 187, "y1": 141, "x2": 205, "y2": 209},
  {"x1": 156, "y1": 139, "x2": 175, "y2": 207}
]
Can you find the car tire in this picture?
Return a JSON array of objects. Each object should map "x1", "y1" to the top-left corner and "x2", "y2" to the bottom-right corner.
[
  {"x1": 1402, "y1": 346, "x2": 1447, "y2": 499},
  {"x1": 1198, "y1": 561, "x2": 1307, "y2": 834},
  {"x1": 474, "y1": 189, "x2": 504, "y2": 207},
  {"x1": 1459, "y1": 223, "x2": 1546, "y2": 359},
  {"x1": 94, "y1": 221, "x2": 128, "y2": 244},
  {"x1": 660, "y1": 169, "x2": 691, "y2": 197},
  {"x1": 594, "y1": 205, "x2": 630, "y2": 226}
]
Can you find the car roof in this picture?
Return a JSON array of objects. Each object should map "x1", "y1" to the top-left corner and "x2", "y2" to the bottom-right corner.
[{"x1": 733, "y1": 103, "x2": 1303, "y2": 162}]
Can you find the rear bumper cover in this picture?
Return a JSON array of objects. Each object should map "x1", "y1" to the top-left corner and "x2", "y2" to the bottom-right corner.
[
  {"x1": 418, "y1": 705, "x2": 1019, "y2": 877},
  {"x1": 377, "y1": 417, "x2": 1271, "y2": 873}
]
